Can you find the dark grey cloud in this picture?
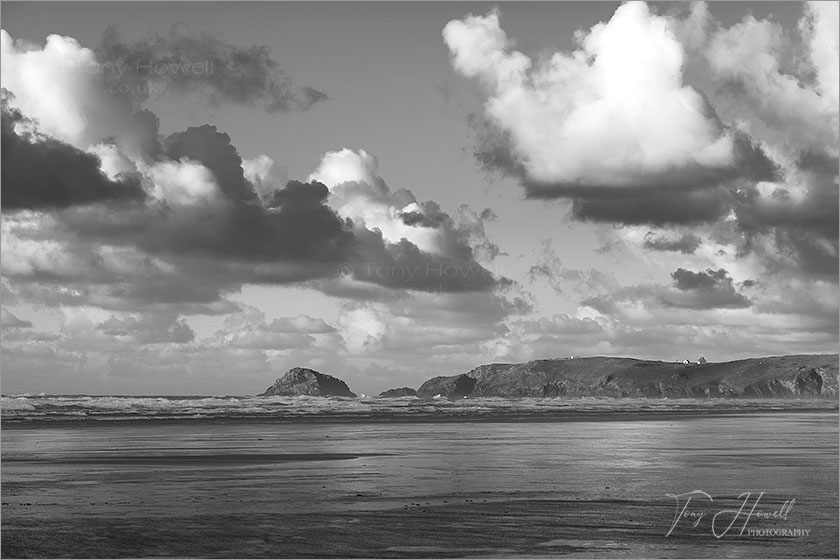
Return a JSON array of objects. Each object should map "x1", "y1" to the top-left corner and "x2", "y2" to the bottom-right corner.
[
  {"x1": 348, "y1": 226, "x2": 498, "y2": 293},
  {"x1": 665, "y1": 268, "x2": 751, "y2": 309},
  {"x1": 643, "y1": 232, "x2": 703, "y2": 254},
  {"x1": 569, "y1": 187, "x2": 732, "y2": 226},
  {"x1": 732, "y1": 151, "x2": 839, "y2": 279},
  {"x1": 157, "y1": 125, "x2": 355, "y2": 263},
  {"x1": 734, "y1": 153, "x2": 838, "y2": 236},
  {"x1": 773, "y1": 228, "x2": 839, "y2": 277},
  {"x1": 51, "y1": 124, "x2": 354, "y2": 266},
  {"x1": 126, "y1": 109, "x2": 164, "y2": 159},
  {"x1": 672, "y1": 268, "x2": 727, "y2": 291},
  {"x1": 400, "y1": 210, "x2": 444, "y2": 228},
  {"x1": 98, "y1": 25, "x2": 327, "y2": 113},
  {"x1": 165, "y1": 125, "x2": 258, "y2": 203},
  {"x1": 4, "y1": 119, "x2": 505, "y2": 307},
  {"x1": 154, "y1": 126, "x2": 499, "y2": 292},
  {"x1": 1, "y1": 96, "x2": 146, "y2": 211}
]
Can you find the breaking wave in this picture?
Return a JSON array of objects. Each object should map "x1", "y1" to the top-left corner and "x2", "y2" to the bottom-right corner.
[{"x1": 1, "y1": 394, "x2": 835, "y2": 424}]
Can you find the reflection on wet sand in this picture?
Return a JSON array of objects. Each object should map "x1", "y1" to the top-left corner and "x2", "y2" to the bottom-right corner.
[{"x1": 2, "y1": 413, "x2": 837, "y2": 558}]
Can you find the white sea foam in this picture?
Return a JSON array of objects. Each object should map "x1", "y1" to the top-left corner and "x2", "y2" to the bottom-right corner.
[{"x1": 0, "y1": 394, "x2": 833, "y2": 423}]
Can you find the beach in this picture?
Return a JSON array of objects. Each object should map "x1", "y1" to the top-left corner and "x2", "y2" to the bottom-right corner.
[{"x1": 2, "y1": 411, "x2": 838, "y2": 558}]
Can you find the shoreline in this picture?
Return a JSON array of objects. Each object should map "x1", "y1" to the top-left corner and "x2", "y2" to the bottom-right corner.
[{"x1": 3, "y1": 406, "x2": 837, "y2": 429}]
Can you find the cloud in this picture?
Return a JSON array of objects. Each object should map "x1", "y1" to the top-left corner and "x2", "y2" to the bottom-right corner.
[
  {"x1": 331, "y1": 286, "x2": 530, "y2": 371},
  {"x1": 98, "y1": 24, "x2": 327, "y2": 113},
  {"x1": 1, "y1": 308, "x2": 32, "y2": 329},
  {"x1": 1, "y1": 219, "x2": 245, "y2": 313},
  {"x1": 146, "y1": 157, "x2": 219, "y2": 207},
  {"x1": 527, "y1": 239, "x2": 566, "y2": 293},
  {"x1": 452, "y1": 205, "x2": 503, "y2": 262},
  {"x1": 568, "y1": 185, "x2": 735, "y2": 226},
  {"x1": 579, "y1": 266, "x2": 751, "y2": 314},
  {"x1": 727, "y1": 153, "x2": 839, "y2": 281},
  {"x1": 122, "y1": 125, "x2": 355, "y2": 264},
  {"x1": 242, "y1": 154, "x2": 288, "y2": 203},
  {"x1": 164, "y1": 125, "x2": 258, "y2": 203},
  {"x1": 564, "y1": 266, "x2": 835, "y2": 361},
  {"x1": 0, "y1": 30, "x2": 135, "y2": 150},
  {"x1": 268, "y1": 315, "x2": 336, "y2": 334},
  {"x1": 696, "y1": 0, "x2": 840, "y2": 281},
  {"x1": 672, "y1": 267, "x2": 731, "y2": 289},
  {"x1": 667, "y1": 1, "x2": 712, "y2": 52},
  {"x1": 444, "y1": 2, "x2": 775, "y2": 211},
  {"x1": 2, "y1": 133, "x2": 504, "y2": 315},
  {"x1": 803, "y1": 1, "x2": 839, "y2": 109},
  {"x1": 1, "y1": 27, "x2": 506, "y2": 301},
  {"x1": 309, "y1": 149, "x2": 438, "y2": 252},
  {"x1": 29, "y1": 124, "x2": 353, "y2": 269},
  {"x1": 337, "y1": 303, "x2": 387, "y2": 354},
  {"x1": 452, "y1": 2, "x2": 837, "y2": 288},
  {"x1": 665, "y1": 267, "x2": 752, "y2": 309},
  {"x1": 307, "y1": 148, "x2": 501, "y2": 292},
  {"x1": 209, "y1": 304, "x2": 337, "y2": 351},
  {"x1": 1, "y1": 96, "x2": 146, "y2": 211},
  {"x1": 0, "y1": 288, "x2": 527, "y2": 394},
  {"x1": 1, "y1": 26, "x2": 508, "y2": 313},
  {"x1": 484, "y1": 314, "x2": 607, "y2": 362},
  {"x1": 96, "y1": 312, "x2": 195, "y2": 344},
  {"x1": 706, "y1": 3, "x2": 838, "y2": 156},
  {"x1": 643, "y1": 232, "x2": 703, "y2": 254},
  {"x1": 527, "y1": 239, "x2": 618, "y2": 297}
]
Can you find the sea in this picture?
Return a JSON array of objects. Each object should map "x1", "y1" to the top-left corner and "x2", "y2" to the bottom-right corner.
[{"x1": 2, "y1": 395, "x2": 838, "y2": 558}]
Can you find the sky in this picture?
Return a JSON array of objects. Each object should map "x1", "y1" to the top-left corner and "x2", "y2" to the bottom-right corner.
[{"x1": 1, "y1": 1, "x2": 837, "y2": 396}]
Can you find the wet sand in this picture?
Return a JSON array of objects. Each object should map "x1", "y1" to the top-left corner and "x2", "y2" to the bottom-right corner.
[{"x1": 2, "y1": 412, "x2": 837, "y2": 558}]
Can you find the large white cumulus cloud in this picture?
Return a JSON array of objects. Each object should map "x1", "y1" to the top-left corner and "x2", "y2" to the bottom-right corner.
[
  {"x1": 443, "y1": 2, "x2": 737, "y2": 189},
  {"x1": 0, "y1": 29, "x2": 134, "y2": 152},
  {"x1": 309, "y1": 148, "x2": 453, "y2": 256}
]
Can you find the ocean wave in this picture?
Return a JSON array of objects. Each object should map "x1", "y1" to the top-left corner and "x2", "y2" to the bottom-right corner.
[{"x1": 1, "y1": 394, "x2": 836, "y2": 424}]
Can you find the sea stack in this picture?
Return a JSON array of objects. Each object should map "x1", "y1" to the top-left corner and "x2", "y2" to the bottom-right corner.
[
  {"x1": 378, "y1": 387, "x2": 418, "y2": 398},
  {"x1": 259, "y1": 367, "x2": 357, "y2": 397}
]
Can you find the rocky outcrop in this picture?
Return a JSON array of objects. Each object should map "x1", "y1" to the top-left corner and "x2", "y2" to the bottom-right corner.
[
  {"x1": 260, "y1": 367, "x2": 356, "y2": 397},
  {"x1": 417, "y1": 374, "x2": 476, "y2": 398},
  {"x1": 415, "y1": 355, "x2": 839, "y2": 399},
  {"x1": 378, "y1": 387, "x2": 418, "y2": 398}
]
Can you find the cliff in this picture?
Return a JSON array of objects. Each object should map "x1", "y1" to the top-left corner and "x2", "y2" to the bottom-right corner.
[
  {"x1": 417, "y1": 374, "x2": 476, "y2": 398},
  {"x1": 416, "y1": 355, "x2": 838, "y2": 399},
  {"x1": 259, "y1": 367, "x2": 356, "y2": 397}
]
